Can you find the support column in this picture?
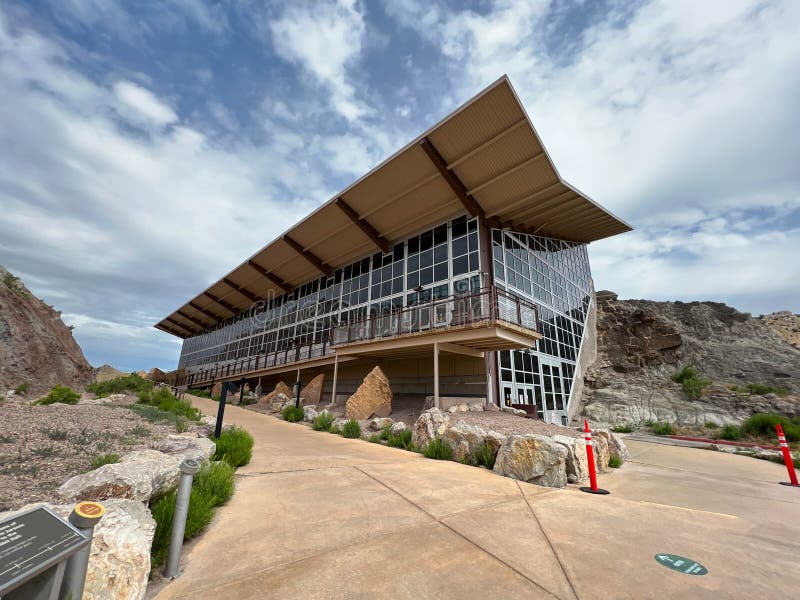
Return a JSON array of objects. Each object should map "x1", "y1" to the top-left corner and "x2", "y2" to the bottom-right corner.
[
  {"x1": 478, "y1": 213, "x2": 500, "y2": 406},
  {"x1": 433, "y1": 342, "x2": 440, "y2": 410},
  {"x1": 331, "y1": 353, "x2": 339, "y2": 406}
]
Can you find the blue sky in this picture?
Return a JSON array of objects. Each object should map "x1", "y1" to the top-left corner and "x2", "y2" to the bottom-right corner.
[{"x1": 0, "y1": 0, "x2": 798, "y2": 372}]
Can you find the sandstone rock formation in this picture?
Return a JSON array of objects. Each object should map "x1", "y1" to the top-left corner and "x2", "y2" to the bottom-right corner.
[
  {"x1": 368, "y1": 417, "x2": 394, "y2": 431},
  {"x1": 300, "y1": 373, "x2": 325, "y2": 405},
  {"x1": 0, "y1": 500, "x2": 155, "y2": 600},
  {"x1": 345, "y1": 366, "x2": 392, "y2": 420},
  {"x1": 155, "y1": 433, "x2": 216, "y2": 463},
  {"x1": 760, "y1": 311, "x2": 800, "y2": 350},
  {"x1": 146, "y1": 367, "x2": 168, "y2": 383},
  {"x1": 411, "y1": 407, "x2": 450, "y2": 448},
  {"x1": 260, "y1": 381, "x2": 294, "y2": 405},
  {"x1": 579, "y1": 291, "x2": 800, "y2": 425},
  {"x1": 0, "y1": 265, "x2": 93, "y2": 394},
  {"x1": 94, "y1": 365, "x2": 129, "y2": 383},
  {"x1": 493, "y1": 434, "x2": 567, "y2": 488}
]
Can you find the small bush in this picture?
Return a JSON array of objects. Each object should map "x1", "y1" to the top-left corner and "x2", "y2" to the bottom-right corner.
[
  {"x1": 87, "y1": 374, "x2": 152, "y2": 398},
  {"x1": 719, "y1": 424, "x2": 741, "y2": 441},
  {"x1": 387, "y1": 429, "x2": 413, "y2": 450},
  {"x1": 704, "y1": 422, "x2": 719, "y2": 429},
  {"x1": 138, "y1": 387, "x2": 202, "y2": 422},
  {"x1": 651, "y1": 422, "x2": 675, "y2": 436},
  {"x1": 744, "y1": 383, "x2": 789, "y2": 397},
  {"x1": 423, "y1": 437, "x2": 453, "y2": 460},
  {"x1": 89, "y1": 453, "x2": 120, "y2": 470},
  {"x1": 609, "y1": 455, "x2": 622, "y2": 468},
  {"x1": 342, "y1": 419, "x2": 361, "y2": 439},
  {"x1": 187, "y1": 388, "x2": 212, "y2": 398},
  {"x1": 741, "y1": 413, "x2": 800, "y2": 442},
  {"x1": 671, "y1": 366, "x2": 711, "y2": 400},
  {"x1": 14, "y1": 383, "x2": 30, "y2": 395},
  {"x1": 379, "y1": 424, "x2": 392, "y2": 441},
  {"x1": 281, "y1": 404, "x2": 304, "y2": 422},
  {"x1": 474, "y1": 442, "x2": 496, "y2": 468},
  {"x1": 149, "y1": 461, "x2": 235, "y2": 568},
  {"x1": 611, "y1": 423, "x2": 634, "y2": 433},
  {"x1": 328, "y1": 426, "x2": 341, "y2": 435},
  {"x1": 36, "y1": 385, "x2": 80, "y2": 405},
  {"x1": 212, "y1": 426, "x2": 254, "y2": 468},
  {"x1": 367, "y1": 434, "x2": 381, "y2": 443},
  {"x1": 312, "y1": 412, "x2": 334, "y2": 432}
]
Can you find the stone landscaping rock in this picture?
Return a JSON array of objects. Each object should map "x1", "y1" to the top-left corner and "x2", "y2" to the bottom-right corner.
[
  {"x1": 345, "y1": 366, "x2": 392, "y2": 420},
  {"x1": 468, "y1": 402, "x2": 485, "y2": 412},
  {"x1": 303, "y1": 406, "x2": 318, "y2": 422},
  {"x1": 58, "y1": 450, "x2": 182, "y2": 502},
  {"x1": 447, "y1": 403, "x2": 470, "y2": 413},
  {"x1": 500, "y1": 406, "x2": 528, "y2": 417},
  {"x1": 155, "y1": 433, "x2": 216, "y2": 463},
  {"x1": 411, "y1": 408, "x2": 450, "y2": 448},
  {"x1": 484, "y1": 403, "x2": 500, "y2": 412},
  {"x1": 443, "y1": 421, "x2": 489, "y2": 461},
  {"x1": 493, "y1": 434, "x2": 567, "y2": 488},
  {"x1": 390, "y1": 422, "x2": 407, "y2": 434},
  {"x1": 260, "y1": 381, "x2": 294, "y2": 405},
  {"x1": 0, "y1": 500, "x2": 155, "y2": 600},
  {"x1": 551, "y1": 435, "x2": 593, "y2": 482},
  {"x1": 368, "y1": 417, "x2": 394, "y2": 431},
  {"x1": 595, "y1": 429, "x2": 630, "y2": 462},
  {"x1": 591, "y1": 432, "x2": 611, "y2": 471},
  {"x1": 332, "y1": 418, "x2": 350, "y2": 431},
  {"x1": 300, "y1": 374, "x2": 325, "y2": 406}
]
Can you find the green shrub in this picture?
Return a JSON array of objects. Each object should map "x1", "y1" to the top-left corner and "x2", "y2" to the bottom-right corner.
[
  {"x1": 611, "y1": 423, "x2": 634, "y2": 433},
  {"x1": 387, "y1": 429, "x2": 413, "y2": 450},
  {"x1": 138, "y1": 387, "x2": 202, "y2": 422},
  {"x1": 36, "y1": 385, "x2": 80, "y2": 405},
  {"x1": 719, "y1": 424, "x2": 741, "y2": 441},
  {"x1": 474, "y1": 442, "x2": 496, "y2": 468},
  {"x1": 14, "y1": 383, "x2": 30, "y2": 395},
  {"x1": 368, "y1": 434, "x2": 381, "y2": 443},
  {"x1": 328, "y1": 426, "x2": 341, "y2": 435},
  {"x1": 609, "y1": 455, "x2": 622, "y2": 468},
  {"x1": 89, "y1": 453, "x2": 120, "y2": 470},
  {"x1": 281, "y1": 404, "x2": 304, "y2": 422},
  {"x1": 149, "y1": 461, "x2": 235, "y2": 568},
  {"x1": 423, "y1": 437, "x2": 453, "y2": 460},
  {"x1": 312, "y1": 411, "x2": 334, "y2": 432},
  {"x1": 87, "y1": 374, "x2": 152, "y2": 398},
  {"x1": 342, "y1": 419, "x2": 361, "y2": 439},
  {"x1": 671, "y1": 366, "x2": 711, "y2": 399},
  {"x1": 651, "y1": 422, "x2": 675, "y2": 436},
  {"x1": 744, "y1": 383, "x2": 789, "y2": 396},
  {"x1": 741, "y1": 413, "x2": 800, "y2": 442},
  {"x1": 212, "y1": 426, "x2": 254, "y2": 468},
  {"x1": 379, "y1": 424, "x2": 392, "y2": 441},
  {"x1": 187, "y1": 388, "x2": 212, "y2": 398},
  {"x1": 704, "y1": 422, "x2": 719, "y2": 429}
]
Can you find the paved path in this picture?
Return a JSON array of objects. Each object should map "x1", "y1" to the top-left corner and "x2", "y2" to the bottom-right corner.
[{"x1": 153, "y1": 400, "x2": 800, "y2": 599}]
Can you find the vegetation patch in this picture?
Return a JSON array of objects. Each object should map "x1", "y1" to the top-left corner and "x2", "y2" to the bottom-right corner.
[
  {"x1": 138, "y1": 387, "x2": 202, "y2": 422},
  {"x1": 741, "y1": 413, "x2": 800, "y2": 443},
  {"x1": 650, "y1": 422, "x2": 676, "y2": 436},
  {"x1": 2, "y1": 272, "x2": 25, "y2": 295},
  {"x1": 671, "y1": 366, "x2": 711, "y2": 400},
  {"x1": 342, "y1": 419, "x2": 361, "y2": 439},
  {"x1": 718, "y1": 424, "x2": 742, "y2": 441},
  {"x1": 386, "y1": 429, "x2": 413, "y2": 450},
  {"x1": 149, "y1": 461, "x2": 235, "y2": 568},
  {"x1": 87, "y1": 374, "x2": 153, "y2": 398},
  {"x1": 730, "y1": 383, "x2": 789, "y2": 397},
  {"x1": 423, "y1": 437, "x2": 453, "y2": 460},
  {"x1": 609, "y1": 455, "x2": 622, "y2": 468},
  {"x1": 611, "y1": 423, "x2": 634, "y2": 433},
  {"x1": 89, "y1": 453, "x2": 120, "y2": 470},
  {"x1": 474, "y1": 442, "x2": 497, "y2": 468},
  {"x1": 312, "y1": 411, "x2": 334, "y2": 432},
  {"x1": 186, "y1": 388, "x2": 212, "y2": 398},
  {"x1": 35, "y1": 385, "x2": 81, "y2": 406},
  {"x1": 281, "y1": 404, "x2": 304, "y2": 422},
  {"x1": 212, "y1": 426, "x2": 254, "y2": 468},
  {"x1": 13, "y1": 383, "x2": 30, "y2": 395}
]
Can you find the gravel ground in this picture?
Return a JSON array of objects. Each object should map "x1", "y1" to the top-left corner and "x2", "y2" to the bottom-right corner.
[
  {"x1": 450, "y1": 411, "x2": 584, "y2": 439},
  {"x1": 0, "y1": 392, "x2": 205, "y2": 511}
]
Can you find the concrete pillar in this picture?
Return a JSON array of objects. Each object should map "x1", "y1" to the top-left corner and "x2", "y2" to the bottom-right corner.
[{"x1": 433, "y1": 342, "x2": 440, "y2": 409}]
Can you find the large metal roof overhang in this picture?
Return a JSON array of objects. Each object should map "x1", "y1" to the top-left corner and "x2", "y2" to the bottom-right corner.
[{"x1": 156, "y1": 75, "x2": 632, "y2": 339}]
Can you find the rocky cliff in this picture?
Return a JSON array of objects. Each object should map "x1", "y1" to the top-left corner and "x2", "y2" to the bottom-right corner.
[
  {"x1": 579, "y1": 291, "x2": 800, "y2": 426},
  {"x1": 760, "y1": 311, "x2": 800, "y2": 350},
  {"x1": 0, "y1": 266, "x2": 93, "y2": 394}
]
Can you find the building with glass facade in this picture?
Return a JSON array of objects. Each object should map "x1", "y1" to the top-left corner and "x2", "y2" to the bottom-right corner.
[{"x1": 156, "y1": 76, "x2": 630, "y2": 423}]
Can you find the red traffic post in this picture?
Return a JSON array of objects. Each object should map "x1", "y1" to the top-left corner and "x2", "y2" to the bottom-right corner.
[
  {"x1": 580, "y1": 419, "x2": 610, "y2": 495},
  {"x1": 776, "y1": 424, "x2": 799, "y2": 487}
]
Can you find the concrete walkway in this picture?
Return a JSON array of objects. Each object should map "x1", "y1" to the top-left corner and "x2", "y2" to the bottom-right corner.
[{"x1": 153, "y1": 400, "x2": 800, "y2": 599}]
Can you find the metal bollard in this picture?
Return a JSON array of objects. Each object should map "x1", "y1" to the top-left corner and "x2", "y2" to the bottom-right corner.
[
  {"x1": 63, "y1": 501, "x2": 105, "y2": 599},
  {"x1": 164, "y1": 458, "x2": 201, "y2": 579}
]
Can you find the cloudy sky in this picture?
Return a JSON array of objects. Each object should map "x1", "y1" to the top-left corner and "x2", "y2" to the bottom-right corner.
[{"x1": 1, "y1": 0, "x2": 798, "y2": 372}]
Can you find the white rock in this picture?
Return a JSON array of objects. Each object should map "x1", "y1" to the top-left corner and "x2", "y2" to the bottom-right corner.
[
  {"x1": 468, "y1": 402, "x2": 484, "y2": 412},
  {"x1": 155, "y1": 433, "x2": 216, "y2": 463},
  {"x1": 0, "y1": 500, "x2": 155, "y2": 600},
  {"x1": 303, "y1": 406, "x2": 318, "y2": 422},
  {"x1": 551, "y1": 435, "x2": 594, "y2": 482},
  {"x1": 390, "y1": 422, "x2": 407, "y2": 434},
  {"x1": 493, "y1": 434, "x2": 568, "y2": 488},
  {"x1": 368, "y1": 417, "x2": 394, "y2": 431},
  {"x1": 332, "y1": 418, "x2": 350, "y2": 431},
  {"x1": 443, "y1": 421, "x2": 488, "y2": 461},
  {"x1": 59, "y1": 450, "x2": 182, "y2": 503},
  {"x1": 411, "y1": 408, "x2": 450, "y2": 448}
]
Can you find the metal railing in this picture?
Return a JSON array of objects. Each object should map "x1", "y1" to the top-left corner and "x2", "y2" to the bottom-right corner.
[{"x1": 184, "y1": 286, "x2": 539, "y2": 386}]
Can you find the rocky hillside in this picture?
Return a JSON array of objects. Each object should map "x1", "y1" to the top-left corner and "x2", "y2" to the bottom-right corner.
[
  {"x1": 0, "y1": 266, "x2": 93, "y2": 394},
  {"x1": 760, "y1": 311, "x2": 800, "y2": 350},
  {"x1": 580, "y1": 291, "x2": 800, "y2": 426}
]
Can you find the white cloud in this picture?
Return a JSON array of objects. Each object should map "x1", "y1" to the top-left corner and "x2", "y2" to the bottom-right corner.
[
  {"x1": 113, "y1": 81, "x2": 178, "y2": 127},
  {"x1": 268, "y1": 0, "x2": 369, "y2": 121}
]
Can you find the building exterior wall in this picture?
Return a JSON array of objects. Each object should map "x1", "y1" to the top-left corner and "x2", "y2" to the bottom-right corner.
[{"x1": 178, "y1": 215, "x2": 593, "y2": 418}]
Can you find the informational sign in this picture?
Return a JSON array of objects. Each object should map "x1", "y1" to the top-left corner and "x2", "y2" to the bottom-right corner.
[
  {"x1": 0, "y1": 507, "x2": 88, "y2": 593},
  {"x1": 654, "y1": 553, "x2": 708, "y2": 575}
]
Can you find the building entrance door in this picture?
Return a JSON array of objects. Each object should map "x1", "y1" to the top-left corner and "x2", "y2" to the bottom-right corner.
[{"x1": 539, "y1": 356, "x2": 566, "y2": 425}]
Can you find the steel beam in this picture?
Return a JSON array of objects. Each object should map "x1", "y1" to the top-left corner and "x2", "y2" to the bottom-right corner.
[
  {"x1": 335, "y1": 197, "x2": 391, "y2": 253},
  {"x1": 222, "y1": 277, "x2": 260, "y2": 303},
  {"x1": 176, "y1": 310, "x2": 208, "y2": 329},
  {"x1": 189, "y1": 301, "x2": 225, "y2": 322},
  {"x1": 420, "y1": 137, "x2": 485, "y2": 218},
  {"x1": 247, "y1": 260, "x2": 291, "y2": 293},
  {"x1": 165, "y1": 316, "x2": 196, "y2": 335},
  {"x1": 282, "y1": 234, "x2": 331, "y2": 276},
  {"x1": 204, "y1": 291, "x2": 238, "y2": 314}
]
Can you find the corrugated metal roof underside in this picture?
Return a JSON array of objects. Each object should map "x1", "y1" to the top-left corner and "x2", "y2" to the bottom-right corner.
[{"x1": 156, "y1": 76, "x2": 632, "y2": 338}]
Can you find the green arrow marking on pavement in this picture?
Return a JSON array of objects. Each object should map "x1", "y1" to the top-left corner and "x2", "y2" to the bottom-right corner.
[{"x1": 655, "y1": 554, "x2": 708, "y2": 575}]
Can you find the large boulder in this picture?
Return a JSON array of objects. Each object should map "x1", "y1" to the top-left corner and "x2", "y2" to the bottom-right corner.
[
  {"x1": 303, "y1": 406, "x2": 319, "y2": 422},
  {"x1": 58, "y1": 450, "x2": 182, "y2": 503},
  {"x1": 155, "y1": 433, "x2": 216, "y2": 463},
  {"x1": 591, "y1": 432, "x2": 611, "y2": 471},
  {"x1": 443, "y1": 421, "x2": 489, "y2": 461},
  {"x1": 0, "y1": 499, "x2": 155, "y2": 600},
  {"x1": 345, "y1": 366, "x2": 392, "y2": 420},
  {"x1": 551, "y1": 435, "x2": 593, "y2": 483},
  {"x1": 411, "y1": 408, "x2": 450, "y2": 448},
  {"x1": 368, "y1": 417, "x2": 394, "y2": 431},
  {"x1": 390, "y1": 422, "x2": 408, "y2": 434},
  {"x1": 300, "y1": 374, "x2": 325, "y2": 406},
  {"x1": 595, "y1": 429, "x2": 630, "y2": 463},
  {"x1": 493, "y1": 434, "x2": 568, "y2": 488},
  {"x1": 260, "y1": 381, "x2": 294, "y2": 405}
]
